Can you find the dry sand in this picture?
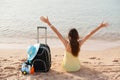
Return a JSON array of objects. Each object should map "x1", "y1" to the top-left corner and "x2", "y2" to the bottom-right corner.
[{"x1": 0, "y1": 39, "x2": 120, "y2": 80}]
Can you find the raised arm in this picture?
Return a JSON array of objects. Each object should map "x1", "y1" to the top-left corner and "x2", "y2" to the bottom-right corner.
[
  {"x1": 80, "y1": 21, "x2": 108, "y2": 46},
  {"x1": 40, "y1": 16, "x2": 68, "y2": 47}
]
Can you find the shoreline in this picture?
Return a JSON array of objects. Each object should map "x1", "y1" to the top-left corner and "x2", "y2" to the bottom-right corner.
[{"x1": 0, "y1": 37, "x2": 120, "y2": 51}]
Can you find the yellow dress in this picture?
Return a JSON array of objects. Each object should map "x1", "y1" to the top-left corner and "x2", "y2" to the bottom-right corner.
[{"x1": 62, "y1": 51, "x2": 80, "y2": 72}]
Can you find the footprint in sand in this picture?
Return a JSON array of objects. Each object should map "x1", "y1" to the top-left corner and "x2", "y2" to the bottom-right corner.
[
  {"x1": 54, "y1": 55, "x2": 64, "y2": 58},
  {"x1": 98, "y1": 62, "x2": 104, "y2": 65},
  {"x1": 89, "y1": 57, "x2": 101, "y2": 60},
  {"x1": 4, "y1": 66, "x2": 16, "y2": 70},
  {"x1": 12, "y1": 62, "x2": 21, "y2": 65},
  {"x1": 112, "y1": 58, "x2": 119, "y2": 62},
  {"x1": 82, "y1": 61, "x2": 91, "y2": 64},
  {"x1": 89, "y1": 57, "x2": 96, "y2": 59},
  {"x1": 2, "y1": 59, "x2": 10, "y2": 61},
  {"x1": 10, "y1": 56, "x2": 13, "y2": 58},
  {"x1": 113, "y1": 60, "x2": 119, "y2": 62},
  {"x1": 55, "y1": 55, "x2": 58, "y2": 57}
]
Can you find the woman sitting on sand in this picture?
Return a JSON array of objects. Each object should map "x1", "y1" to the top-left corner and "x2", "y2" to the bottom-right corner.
[{"x1": 40, "y1": 16, "x2": 108, "y2": 72}]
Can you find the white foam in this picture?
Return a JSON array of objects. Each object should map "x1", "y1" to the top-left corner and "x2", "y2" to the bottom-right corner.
[{"x1": 0, "y1": 37, "x2": 120, "y2": 51}]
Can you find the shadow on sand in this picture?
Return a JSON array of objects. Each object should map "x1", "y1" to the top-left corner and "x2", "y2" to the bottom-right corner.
[{"x1": 26, "y1": 65, "x2": 108, "y2": 80}]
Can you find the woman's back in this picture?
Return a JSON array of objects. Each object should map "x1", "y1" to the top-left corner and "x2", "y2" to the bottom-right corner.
[
  {"x1": 62, "y1": 42, "x2": 80, "y2": 72},
  {"x1": 62, "y1": 50, "x2": 80, "y2": 72}
]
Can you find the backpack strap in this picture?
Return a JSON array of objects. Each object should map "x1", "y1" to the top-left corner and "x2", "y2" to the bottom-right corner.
[{"x1": 26, "y1": 60, "x2": 32, "y2": 66}]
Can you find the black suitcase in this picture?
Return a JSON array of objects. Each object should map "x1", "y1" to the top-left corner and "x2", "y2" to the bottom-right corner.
[{"x1": 31, "y1": 26, "x2": 51, "y2": 72}]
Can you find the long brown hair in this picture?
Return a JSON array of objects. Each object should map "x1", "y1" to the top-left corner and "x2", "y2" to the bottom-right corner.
[{"x1": 68, "y1": 28, "x2": 80, "y2": 57}]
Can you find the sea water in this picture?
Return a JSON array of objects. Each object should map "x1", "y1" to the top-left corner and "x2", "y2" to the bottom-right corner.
[{"x1": 0, "y1": 0, "x2": 120, "y2": 42}]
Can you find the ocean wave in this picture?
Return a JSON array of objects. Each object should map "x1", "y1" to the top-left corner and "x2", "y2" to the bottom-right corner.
[{"x1": 0, "y1": 29, "x2": 120, "y2": 41}]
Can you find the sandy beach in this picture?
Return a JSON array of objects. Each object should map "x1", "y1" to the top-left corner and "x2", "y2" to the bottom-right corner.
[
  {"x1": 0, "y1": 0, "x2": 120, "y2": 80},
  {"x1": 0, "y1": 38, "x2": 120, "y2": 80}
]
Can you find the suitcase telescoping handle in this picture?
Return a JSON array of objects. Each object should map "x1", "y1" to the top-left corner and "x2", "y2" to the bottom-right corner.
[{"x1": 37, "y1": 26, "x2": 47, "y2": 44}]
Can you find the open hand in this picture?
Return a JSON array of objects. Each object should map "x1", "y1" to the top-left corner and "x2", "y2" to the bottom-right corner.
[
  {"x1": 40, "y1": 16, "x2": 51, "y2": 25},
  {"x1": 99, "y1": 21, "x2": 109, "y2": 28}
]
